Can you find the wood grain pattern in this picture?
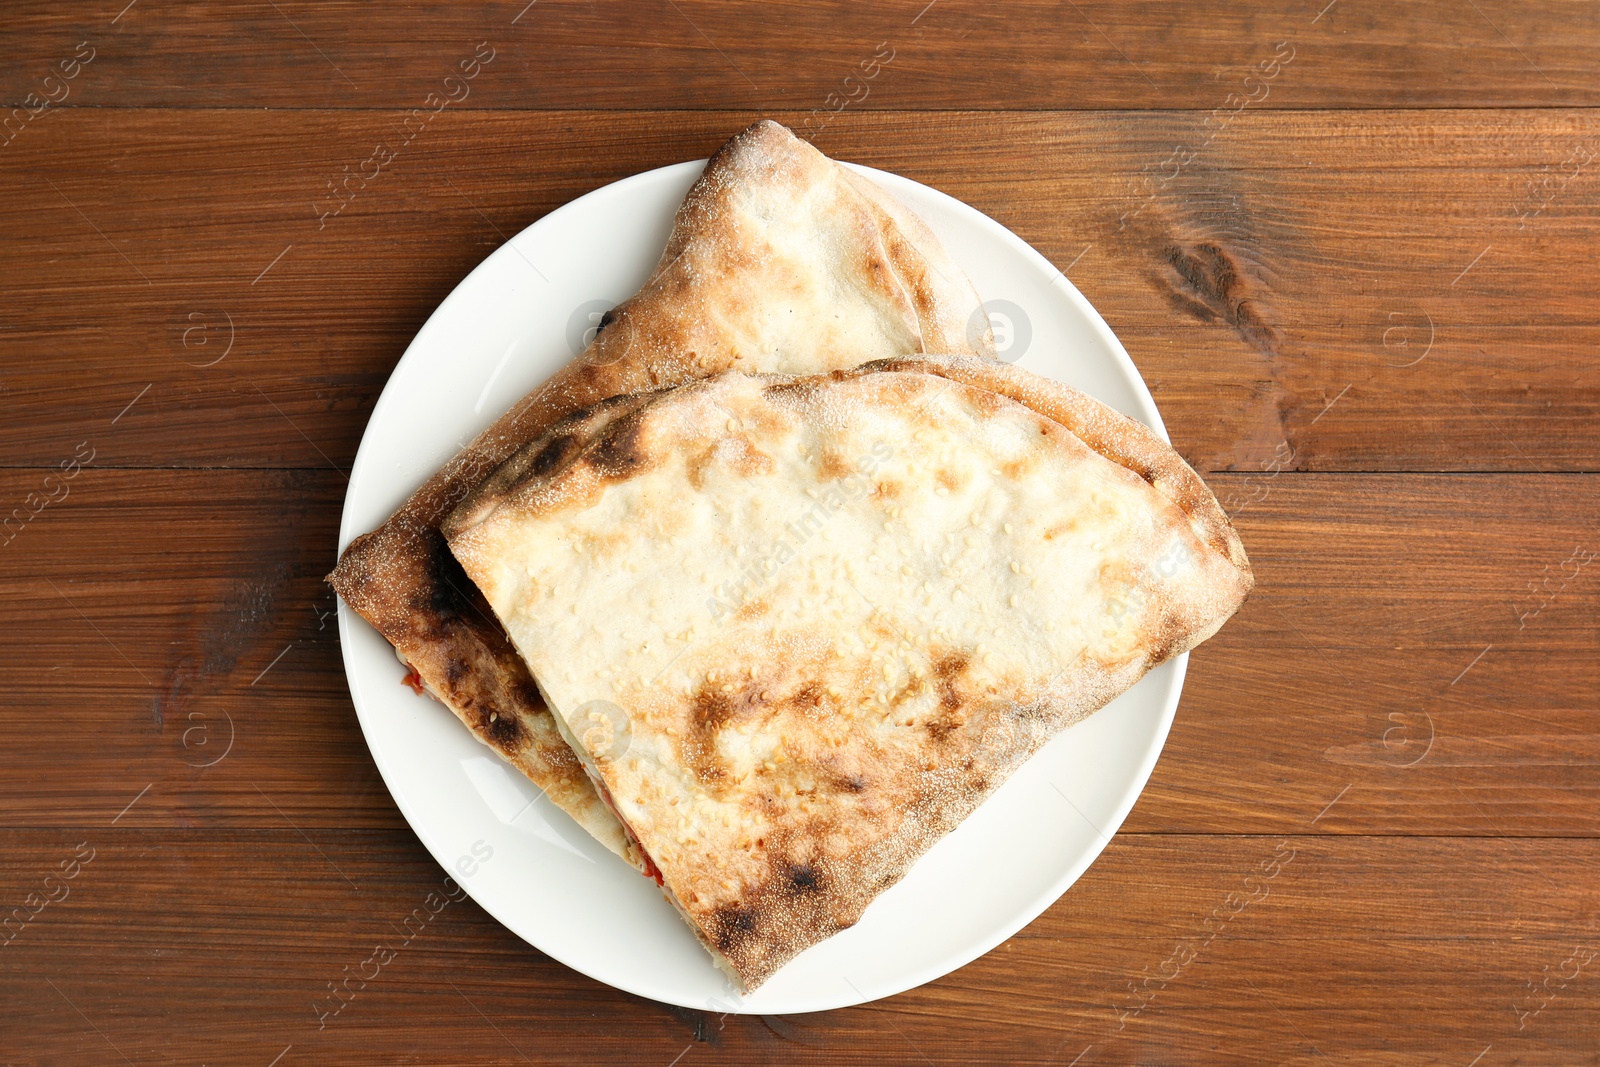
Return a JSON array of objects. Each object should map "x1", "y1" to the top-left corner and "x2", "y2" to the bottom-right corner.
[
  {"x1": 3, "y1": 2, "x2": 1597, "y2": 1063},
  {"x1": 3, "y1": 833, "x2": 1597, "y2": 1064},
  {"x1": 0, "y1": 470, "x2": 1592, "y2": 840},
  {"x1": 4, "y1": 0, "x2": 1598, "y2": 110},
  {"x1": 2, "y1": 110, "x2": 1596, "y2": 474}
]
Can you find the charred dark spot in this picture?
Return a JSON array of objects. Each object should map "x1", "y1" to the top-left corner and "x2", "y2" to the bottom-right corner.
[
  {"x1": 587, "y1": 412, "x2": 648, "y2": 479},
  {"x1": 445, "y1": 656, "x2": 469, "y2": 686},
  {"x1": 596, "y1": 308, "x2": 617, "y2": 333},
  {"x1": 711, "y1": 904, "x2": 757, "y2": 951},
  {"x1": 484, "y1": 705, "x2": 523, "y2": 746},
  {"x1": 835, "y1": 772, "x2": 867, "y2": 793},
  {"x1": 513, "y1": 677, "x2": 547, "y2": 712},
  {"x1": 784, "y1": 862, "x2": 822, "y2": 895},
  {"x1": 527, "y1": 433, "x2": 580, "y2": 478},
  {"x1": 417, "y1": 528, "x2": 475, "y2": 623}
]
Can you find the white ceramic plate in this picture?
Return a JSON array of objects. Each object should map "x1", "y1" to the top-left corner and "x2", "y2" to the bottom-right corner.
[{"x1": 337, "y1": 157, "x2": 1184, "y2": 1014}]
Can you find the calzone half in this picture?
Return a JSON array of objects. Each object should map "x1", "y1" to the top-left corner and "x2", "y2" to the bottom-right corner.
[
  {"x1": 444, "y1": 356, "x2": 1252, "y2": 989},
  {"x1": 327, "y1": 122, "x2": 991, "y2": 864}
]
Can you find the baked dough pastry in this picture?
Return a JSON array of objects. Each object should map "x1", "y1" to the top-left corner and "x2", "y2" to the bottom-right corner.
[
  {"x1": 444, "y1": 357, "x2": 1252, "y2": 988},
  {"x1": 327, "y1": 121, "x2": 991, "y2": 863}
]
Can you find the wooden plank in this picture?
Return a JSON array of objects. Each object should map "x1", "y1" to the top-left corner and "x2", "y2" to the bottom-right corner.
[
  {"x1": 0, "y1": 468, "x2": 391, "y2": 831},
  {"x1": 1140, "y1": 470, "x2": 1600, "y2": 836},
  {"x1": 0, "y1": 469, "x2": 1593, "y2": 836},
  {"x1": 2, "y1": 831, "x2": 1595, "y2": 1064},
  {"x1": 3, "y1": 0, "x2": 1597, "y2": 111},
  {"x1": 3, "y1": 109, "x2": 1596, "y2": 472}
]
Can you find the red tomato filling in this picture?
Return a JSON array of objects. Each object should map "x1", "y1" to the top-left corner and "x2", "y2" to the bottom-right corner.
[
  {"x1": 590, "y1": 774, "x2": 664, "y2": 886},
  {"x1": 401, "y1": 666, "x2": 426, "y2": 695}
]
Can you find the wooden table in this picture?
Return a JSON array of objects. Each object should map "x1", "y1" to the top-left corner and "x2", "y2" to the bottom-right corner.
[{"x1": 4, "y1": 2, "x2": 1597, "y2": 1063}]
